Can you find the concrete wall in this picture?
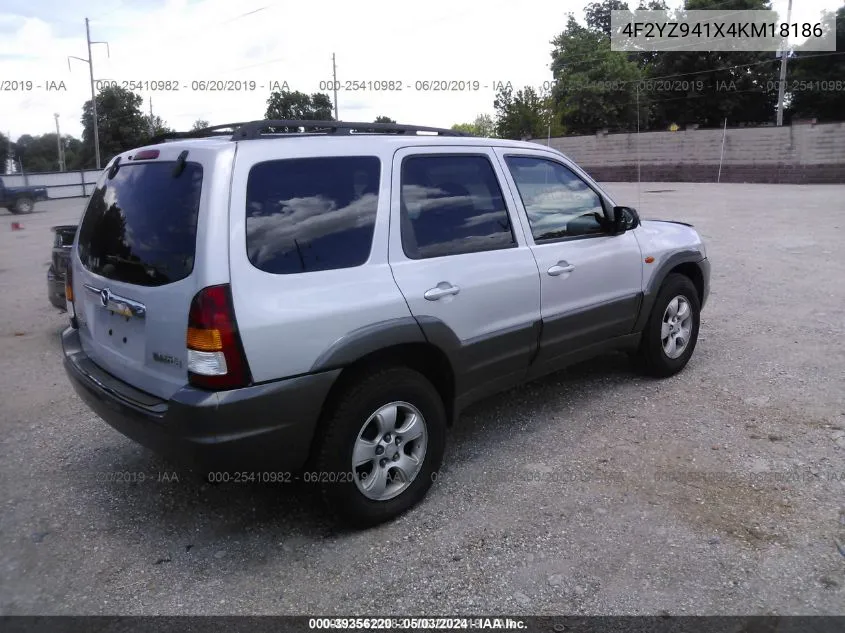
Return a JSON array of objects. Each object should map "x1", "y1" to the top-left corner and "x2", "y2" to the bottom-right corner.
[
  {"x1": 3, "y1": 169, "x2": 102, "y2": 199},
  {"x1": 536, "y1": 122, "x2": 845, "y2": 184}
]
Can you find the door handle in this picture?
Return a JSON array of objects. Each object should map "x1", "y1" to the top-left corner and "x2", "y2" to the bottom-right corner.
[
  {"x1": 547, "y1": 262, "x2": 575, "y2": 276},
  {"x1": 424, "y1": 282, "x2": 460, "y2": 301}
]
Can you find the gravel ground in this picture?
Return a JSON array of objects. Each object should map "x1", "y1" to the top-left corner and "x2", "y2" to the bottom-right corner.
[{"x1": 1, "y1": 183, "x2": 844, "y2": 616}]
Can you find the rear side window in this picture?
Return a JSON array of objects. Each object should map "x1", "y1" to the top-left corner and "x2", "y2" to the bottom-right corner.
[
  {"x1": 77, "y1": 162, "x2": 203, "y2": 287},
  {"x1": 400, "y1": 154, "x2": 515, "y2": 259},
  {"x1": 245, "y1": 156, "x2": 380, "y2": 274}
]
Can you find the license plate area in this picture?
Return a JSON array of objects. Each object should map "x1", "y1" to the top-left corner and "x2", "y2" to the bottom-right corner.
[{"x1": 94, "y1": 308, "x2": 146, "y2": 360}]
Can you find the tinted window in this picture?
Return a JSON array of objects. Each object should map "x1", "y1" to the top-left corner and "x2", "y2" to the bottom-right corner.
[
  {"x1": 246, "y1": 156, "x2": 380, "y2": 274},
  {"x1": 505, "y1": 156, "x2": 606, "y2": 241},
  {"x1": 400, "y1": 155, "x2": 515, "y2": 259},
  {"x1": 77, "y1": 162, "x2": 203, "y2": 286}
]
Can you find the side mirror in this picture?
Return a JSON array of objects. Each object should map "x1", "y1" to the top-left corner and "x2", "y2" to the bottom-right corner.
[{"x1": 612, "y1": 206, "x2": 640, "y2": 234}]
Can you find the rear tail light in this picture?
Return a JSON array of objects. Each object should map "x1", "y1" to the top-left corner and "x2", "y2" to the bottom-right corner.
[
  {"x1": 65, "y1": 261, "x2": 77, "y2": 328},
  {"x1": 186, "y1": 284, "x2": 252, "y2": 390}
]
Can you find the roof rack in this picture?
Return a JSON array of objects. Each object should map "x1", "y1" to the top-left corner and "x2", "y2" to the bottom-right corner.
[
  {"x1": 149, "y1": 122, "x2": 250, "y2": 144},
  {"x1": 148, "y1": 120, "x2": 472, "y2": 144},
  {"x1": 231, "y1": 120, "x2": 471, "y2": 140}
]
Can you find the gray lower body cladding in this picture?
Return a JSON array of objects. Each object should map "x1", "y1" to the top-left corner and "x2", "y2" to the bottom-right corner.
[{"x1": 62, "y1": 327, "x2": 340, "y2": 472}]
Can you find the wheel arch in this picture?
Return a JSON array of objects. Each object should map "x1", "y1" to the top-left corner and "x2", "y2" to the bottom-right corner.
[
  {"x1": 308, "y1": 317, "x2": 458, "y2": 427},
  {"x1": 634, "y1": 252, "x2": 708, "y2": 332},
  {"x1": 322, "y1": 342, "x2": 455, "y2": 419}
]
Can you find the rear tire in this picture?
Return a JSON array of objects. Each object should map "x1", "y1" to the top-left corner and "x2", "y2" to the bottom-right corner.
[
  {"x1": 13, "y1": 197, "x2": 34, "y2": 214},
  {"x1": 313, "y1": 366, "x2": 446, "y2": 528},
  {"x1": 635, "y1": 273, "x2": 701, "y2": 378}
]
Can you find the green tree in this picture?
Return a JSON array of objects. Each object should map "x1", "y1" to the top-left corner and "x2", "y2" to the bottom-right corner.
[
  {"x1": 787, "y1": 5, "x2": 845, "y2": 122},
  {"x1": 450, "y1": 122, "x2": 475, "y2": 135},
  {"x1": 494, "y1": 86, "x2": 557, "y2": 139},
  {"x1": 81, "y1": 86, "x2": 149, "y2": 167},
  {"x1": 11, "y1": 133, "x2": 89, "y2": 172},
  {"x1": 628, "y1": 0, "x2": 670, "y2": 71},
  {"x1": 0, "y1": 132, "x2": 12, "y2": 173},
  {"x1": 451, "y1": 113, "x2": 497, "y2": 137},
  {"x1": 63, "y1": 137, "x2": 84, "y2": 170},
  {"x1": 644, "y1": 0, "x2": 779, "y2": 128},
  {"x1": 15, "y1": 134, "x2": 63, "y2": 172},
  {"x1": 148, "y1": 115, "x2": 173, "y2": 137},
  {"x1": 585, "y1": 0, "x2": 630, "y2": 37},
  {"x1": 550, "y1": 15, "x2": 645, "y2": 134},
  {"x1": 265, "y1": 90, "x2": 334, "y2": 129},
  {"x1": 374, "y1": 115, "x2": 396, "y2": 124},
  {"x1": 191, "y1": 119, "x2": 210, "y2": 130}
]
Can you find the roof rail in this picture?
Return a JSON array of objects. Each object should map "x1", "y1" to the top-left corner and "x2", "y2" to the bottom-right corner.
[
  {"x1": 149, "y1": 122, "x2": 250, "y2": 144},
  {"x1": 230, "y1": 120, "x2": 472, "y2": 140}
]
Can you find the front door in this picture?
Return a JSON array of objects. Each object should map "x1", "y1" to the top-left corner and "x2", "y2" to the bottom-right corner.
[{"x1": 495, "y1": 150, "x2": 644, "y2": 377}]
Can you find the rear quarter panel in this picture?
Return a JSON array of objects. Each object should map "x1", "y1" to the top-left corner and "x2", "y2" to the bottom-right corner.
[{"x1": 227, "y1": 140, "x2": 413, "y2": 383}]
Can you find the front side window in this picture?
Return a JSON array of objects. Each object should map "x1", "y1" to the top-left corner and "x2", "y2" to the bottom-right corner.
[
  {"x1": 400, "y1": 154, "x2": 515, "y2": 259},
  {"x1": 505, "y1": 156, "x2": 607, "y2": 241},
  {"x1": 245, "y1": 156, "x2": 380, "y2": 274}
]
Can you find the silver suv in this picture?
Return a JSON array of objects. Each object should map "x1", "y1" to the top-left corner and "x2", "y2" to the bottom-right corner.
[{"x1": 62, "y1": 120, "x2": 710, "y2": 526}]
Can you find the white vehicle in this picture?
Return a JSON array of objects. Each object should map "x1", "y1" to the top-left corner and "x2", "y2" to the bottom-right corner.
[{"x1": 62, "y1": 120, "x2": 711, "y2": 527}]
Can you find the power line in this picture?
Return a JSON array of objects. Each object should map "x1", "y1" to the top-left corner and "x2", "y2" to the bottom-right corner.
[{"x1": 541, "y1": 51, "x2": 845, "y2": 94}]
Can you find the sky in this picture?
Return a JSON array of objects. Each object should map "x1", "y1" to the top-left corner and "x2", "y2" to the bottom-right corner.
[{"x1": 0, "y1": 0, "x2": 839, "y2": 141}]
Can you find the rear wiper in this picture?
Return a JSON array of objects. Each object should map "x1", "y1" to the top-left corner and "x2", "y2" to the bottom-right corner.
[
  {"x1": 172, "y1": 150, "x2": 189, "y2": 178},
  {"x1": 107, "y1": 156, "x2": 122, "y2": 179}
]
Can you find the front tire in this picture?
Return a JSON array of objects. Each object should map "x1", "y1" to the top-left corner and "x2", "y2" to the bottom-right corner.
[
  {"x1": 13, "y1": 197, "x2": 34, "y2": 214},
  {"x1": 636, "y1": 273, "x2": 701, "y2": 377},
  {"x1": 313, "y1": 366, "x2": 446, "y2": 527}
]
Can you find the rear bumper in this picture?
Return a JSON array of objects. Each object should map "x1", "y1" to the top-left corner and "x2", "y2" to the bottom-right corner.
[{"x1": 62, "y1": 327, "x2": 340, "y2": 472}]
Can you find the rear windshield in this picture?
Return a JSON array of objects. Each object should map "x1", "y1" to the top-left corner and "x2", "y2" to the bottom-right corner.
[{"x1": 77, "y1": 162, "x2": 203, "y2": 286}]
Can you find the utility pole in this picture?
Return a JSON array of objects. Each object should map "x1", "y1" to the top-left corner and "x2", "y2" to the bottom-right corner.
[
  {"x1": 54, "y1": 113, "x2": 65, "y2": 171},
  {"x1": 68, "y1": 18, "x2": 109, "y2": 169},
  {"x1": 332, "y1": 53, "x2": 339, "y2": 120},
  {"x1": 149, "y1": 96, "x2": 154, "y2": 136},
  {"x1": 776, "y1": 0, "x2": 793, "y2": 126}
]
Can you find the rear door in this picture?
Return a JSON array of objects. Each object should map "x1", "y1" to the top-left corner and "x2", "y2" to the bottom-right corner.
[
  {"x1": 388, "y1": 147, "x2": 541, "y2": 403},
  {"x1": 494, "y1": 149, "x2": 643, "y2": 377},
  {"x1": 72, "y1": 144, "x2": 233, "y2": 400}
]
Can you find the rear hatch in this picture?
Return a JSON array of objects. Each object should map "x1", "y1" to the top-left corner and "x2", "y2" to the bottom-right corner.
[{"x1": 71, "y1": 144, "x2": 230, "y2": 400}]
